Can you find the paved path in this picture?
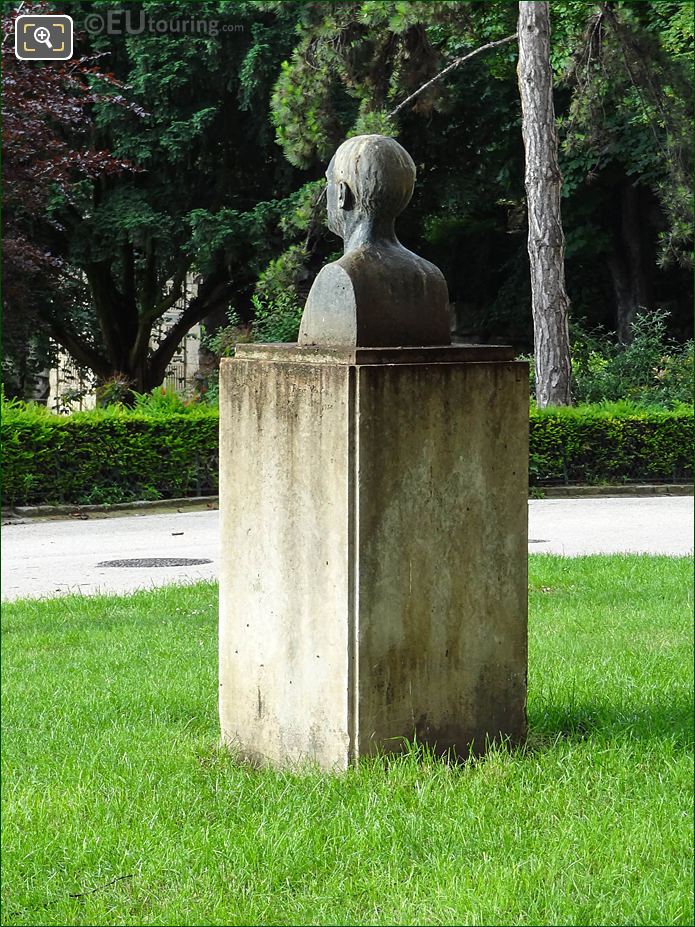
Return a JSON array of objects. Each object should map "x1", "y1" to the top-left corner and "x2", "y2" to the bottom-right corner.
[
  {"x1": 527, "y1": 496, "x2": 692, "y2": 557},
  {"x1": 2, "y1": 497, "x2": 692, "y2": 602},
  {"x1": 2, "y1": 510, "x2": 219, "y2": 602}
]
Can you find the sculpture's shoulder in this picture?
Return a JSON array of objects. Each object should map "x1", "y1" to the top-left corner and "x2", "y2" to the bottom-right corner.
[
  {"x1": 304, "y1": 262, "x2": 357, "y2": 316},
  {"x1": 298, "y1": 261, "x2": 357, "y2": 346},
  {"x1": 310, "y1": 261, "x2": 355, "y2": 297},
  {"x1": 337, "y1": 244, "x2": 448, "y2": 304},
  {"x1": 397, "y1": 246, "x2": 449, "y2": 293},
  {"x1": 337, "y1": 243, "x2": 442, "y2": 276},
  {"x1": 299, "y1": 244, "x2": 450, "y2": 347}
]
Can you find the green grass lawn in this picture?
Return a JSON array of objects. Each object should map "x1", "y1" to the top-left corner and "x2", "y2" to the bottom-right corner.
[{"x1": 2, "y1": 555, "x2": 693, "y2": 926}]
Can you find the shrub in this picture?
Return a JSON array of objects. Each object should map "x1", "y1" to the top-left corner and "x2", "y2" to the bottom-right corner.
[
  {"x1": 197, "y1": 294, "x2": 304, "y2": 405},
  {"x1": 202, "y1": 293, "x2": 303, "y2": 362},
  {"x1": 250, "y1": 291, "x2": 303, "y2": 344},
  {"x1": 529, "y1": 402, "x2": 693, "y2": 484},
  {"x1": 200, "y1": 309, "x2": 251, "y2": 362},
  {"x1": 2, "y1": 399, "x2": 692, "y2": 507},
  {"x1": 95, "y1": 373, "x2": 133, "y2": 407},
  {"x1": 570, "y1": 310, "x2": 693, "y2": 408},
  {"x1": 524, "y1": 311, "x2": 694, "y2": 408},
  {"x1": 1, "y1": 400, "x2": 218, "y2": 506},
  {"x1": 131, "y1": 386, "x2": 202, "y2": 416}
]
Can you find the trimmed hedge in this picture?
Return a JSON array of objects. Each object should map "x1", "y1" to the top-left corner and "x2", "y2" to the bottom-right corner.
[
  {"x1": 529, "y1": 405, "x2": 693, "y2": 485},
  {"x1": 1, "y1": 404, "x2": 692, "y2": 506},
  {"x1": 1, "y1": 407, "x2": 218, "y2": 506}
]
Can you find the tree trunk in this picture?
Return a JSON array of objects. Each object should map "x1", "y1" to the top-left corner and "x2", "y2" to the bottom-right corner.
[
  {"x1": 517, "y1": 1, "x2": 572, "y2": 406},
  {"x1": 48, "y1": 274, "x2": 225, "y2": 400},
  {"x1": 607, "y1": 180, "x2": 652, "y2": 343}
]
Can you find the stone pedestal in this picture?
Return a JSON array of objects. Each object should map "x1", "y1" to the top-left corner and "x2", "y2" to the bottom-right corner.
[{"x1": 219, "y1": 344, "x2": 528, "y2": 770}]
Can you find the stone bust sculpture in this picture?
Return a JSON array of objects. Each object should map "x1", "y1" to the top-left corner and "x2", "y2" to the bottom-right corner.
[{"x1": 298, "y1": 134, "x2": 451, "y2": 347}]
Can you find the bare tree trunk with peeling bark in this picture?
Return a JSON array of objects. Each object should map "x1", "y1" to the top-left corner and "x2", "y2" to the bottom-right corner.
[{"x1": 517, "y1": 1, "x2": 572, "y2": 406}]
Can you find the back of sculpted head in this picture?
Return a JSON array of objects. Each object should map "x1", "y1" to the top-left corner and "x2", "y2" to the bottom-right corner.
[
  {"x1": 299, "y1": 132, "x2": 451, "y2": 347},
  {"x1": 326, "y1": 135, "x2": 416, "y2": 237}
]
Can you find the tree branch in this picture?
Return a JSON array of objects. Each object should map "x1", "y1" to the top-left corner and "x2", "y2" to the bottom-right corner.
[
  {"x1": 601, "y1": 3, "x2": 669, "y2": 162},
  {"x1": 122, "y1": 240, "x2": 136, "y2": 319},
  {"x1": 127, "y1": 261, "x2": 191, "y2": 371},
  {"x1": 303, "y1": 185, "x2": 327, "y2": 253},
  {"x1": 42, "y1": 315, "x2": 111, "y2": 380},
  {"x1": 388, "y1": 33, "x2": 518, "y2": 118},
  {"x1": 84, "y1": 260, "x2": 128, "y2": 363},
  {"x1": 143, "y1": 260, "x2": 191, "y2": 325},
  {"x1": 146, "y1": 273, "x2": 235, "y2": 388},
  {"x1": 141, "y1": 239, "x2": 158, "y2": 313}
]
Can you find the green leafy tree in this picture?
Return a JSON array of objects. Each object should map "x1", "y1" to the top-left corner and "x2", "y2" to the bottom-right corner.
[
  {"x1": 4, "y1": 0, "x2": 306, "y2": 395},
  {"x1": 266, "y1": 0, "x2": 692, "y2": 352},
  {"x1": 6, "y1": 0, "x2": 691, "y2": 402},
  {"x1": 1, "y1": 1, "x2": 134, "y2": 398},
  {"x1": 268, "y1": 1, "x2": 530, "y2": 338},
  {"x1": 558, "y1": 1, "x2": 693, "y2": 341}
]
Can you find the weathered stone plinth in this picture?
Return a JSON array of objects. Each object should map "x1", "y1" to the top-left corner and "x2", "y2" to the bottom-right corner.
[{"x1": 219, "y1": 344, "x2": 528, "y2": 770}]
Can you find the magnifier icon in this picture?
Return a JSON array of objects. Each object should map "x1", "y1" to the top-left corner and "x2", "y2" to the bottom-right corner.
[{"x1": 34, "y1": 25, "x2": 53, "y2": 49}]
